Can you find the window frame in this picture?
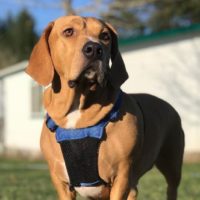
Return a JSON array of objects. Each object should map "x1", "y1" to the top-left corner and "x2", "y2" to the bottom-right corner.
[{"x1": 30, "y1": 81, "x2": 44, "y2": 118}]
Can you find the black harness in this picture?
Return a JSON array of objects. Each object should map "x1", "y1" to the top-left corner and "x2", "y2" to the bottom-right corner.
[{"x1": 46, "y1": 92, "x2": 122, "y2": 188}]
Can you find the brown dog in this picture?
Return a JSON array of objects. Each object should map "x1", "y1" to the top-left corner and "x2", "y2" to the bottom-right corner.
[{"x1": 26, "y1": 16, "x2": 184, "y2": 200}]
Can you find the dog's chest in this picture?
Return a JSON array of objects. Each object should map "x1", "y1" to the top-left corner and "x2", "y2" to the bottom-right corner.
[
  {"x1": 65, "y1": 109, "x2": 81, "y2": 128},
  {"x1": 46, "y1": 114, "x2": 111, "y2": 188},
  {"x1": 56, "y1": 160, "x2": 108, "y2": 198},
  {"x1": 59, "y1": 137, "x2": 105, "y2": 187},
  {"x1": 75, "y1": 185, "x2": 107, "y2": 199},
  {"x1": 46, "y1": 93, "x2": 124, "y2": 198}
]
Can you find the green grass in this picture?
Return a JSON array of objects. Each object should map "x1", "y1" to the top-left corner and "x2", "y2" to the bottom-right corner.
[
  {"x1": 138, "y1": 164, "x2": 200, "y2": 200},
  {"x1": 0, "y1": 158, "x2": 199, "y2": 200}
]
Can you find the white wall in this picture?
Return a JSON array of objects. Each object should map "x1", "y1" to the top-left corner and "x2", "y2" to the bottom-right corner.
[
  {"x1": 0, "y1": 80, "x2": 3, "y2": 118},
  {"x1": 122, "y1": 36, "x2": 200, "y2": 152},
  {"x1": 4, "y1": 73, "x2": 43, "y2": 153}
]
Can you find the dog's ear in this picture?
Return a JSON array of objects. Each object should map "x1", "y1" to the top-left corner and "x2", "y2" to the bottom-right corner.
[
  {"x1": 26, "y1": 22, "x2": 54, "y2": 86},
  {"x1": 106, "y1": 22, "x2": 129, "y2": 89}
]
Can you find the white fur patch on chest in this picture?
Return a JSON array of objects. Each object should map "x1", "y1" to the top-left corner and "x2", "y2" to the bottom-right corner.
[
  {"x1": 58, "y1": 161, "x2": 105, "y2": 199},
  {"x1": 66, "y1": 109, "x2": 81, "y2": 128},
  {"x1": 75, "y1": 186, "x2": 104, "y2": 199}
]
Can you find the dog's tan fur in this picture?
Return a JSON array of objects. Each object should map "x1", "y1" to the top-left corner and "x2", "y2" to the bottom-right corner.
[{"x1": 26, "y1": 16, "x2": 184, "y2": 200}]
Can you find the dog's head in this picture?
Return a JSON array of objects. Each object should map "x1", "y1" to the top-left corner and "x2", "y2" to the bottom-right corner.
[{"x1": 26, "y1": 16, "x2": 128, "y2": 91}]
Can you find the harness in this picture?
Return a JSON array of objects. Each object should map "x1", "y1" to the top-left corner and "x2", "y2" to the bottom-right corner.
[{"x1": 46, "y1": 92, "x2": 122, "y2": 188}]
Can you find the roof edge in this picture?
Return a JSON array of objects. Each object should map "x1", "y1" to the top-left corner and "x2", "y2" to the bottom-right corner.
[
  {"x1": 119, "y1": 23, "x2": 200, "y2": 47},
  {"x1": 0, "y1": 61, "x2": 28, "y2": 79}
]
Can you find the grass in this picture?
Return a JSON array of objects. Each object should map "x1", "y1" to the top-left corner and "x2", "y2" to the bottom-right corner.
[
  {"x1": 138, "y1": 164, "x2": 200, "y2": 200},
  {"x1": 0, "y1": 158, "x2": 199, "y2": 200}
]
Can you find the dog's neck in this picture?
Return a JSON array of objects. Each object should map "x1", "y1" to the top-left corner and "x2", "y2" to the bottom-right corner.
[
  {"x1": 43, "y1": 75, "x2": 75, "y2": 127},
  {"x1": 43, "y1": 75, "x2": 119, "y2": 129},
  {"x1": 64, "y1": 89, "x2": 81, "y2": 129},
  {"x1": 74, "y1": 83, "x2": 119, "y2": 128}
]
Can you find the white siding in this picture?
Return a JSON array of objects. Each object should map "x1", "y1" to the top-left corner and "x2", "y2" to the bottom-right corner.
[
  {"x1": 4, "y1": 72, "x2": 43, "y2": 152},
  {"x1": 0, "y1": 80, "x2": 3, "y2": 118},
  {"x1": 0, "y1": 80, "x2": 4, "y2": 152},
  {"x1": 122, "y1": 36, "x2": 200, "y2": 152}
]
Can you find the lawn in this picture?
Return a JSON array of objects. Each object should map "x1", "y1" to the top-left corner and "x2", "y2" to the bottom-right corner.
[{"x1": 0, "y1": 158, "x2": 199, "y2": 200}]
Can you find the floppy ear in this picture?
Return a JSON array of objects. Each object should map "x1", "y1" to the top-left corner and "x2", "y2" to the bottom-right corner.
[
  {"x1": 26, "y1": 22, "x2": 54, "y2": 86},
  {"x1": 106, "y1": 22, "x2": 129, "y2": 89}
]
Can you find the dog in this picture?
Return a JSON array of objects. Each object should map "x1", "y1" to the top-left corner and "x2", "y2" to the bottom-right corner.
[{"x1": 26, "y1": 16, "x2": 184, "y2": 200}]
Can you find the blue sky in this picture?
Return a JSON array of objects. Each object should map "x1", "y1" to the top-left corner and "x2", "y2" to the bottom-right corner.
[{"x1": 0, "y1": 0, "x2": 96, "y2": 34}]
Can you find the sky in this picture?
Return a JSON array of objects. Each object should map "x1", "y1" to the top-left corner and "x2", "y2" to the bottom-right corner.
[{"x1": 0, "y1": 0, "x2": 95, "y2": 34}]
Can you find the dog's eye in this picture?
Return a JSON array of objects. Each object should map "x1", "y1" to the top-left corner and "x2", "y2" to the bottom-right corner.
[
  {"x1": 63, "y1": 28, "x2": 74, "y2": 37},
  {"x1": 100, "y1": 32, "x2": 110, "y2": 41}
]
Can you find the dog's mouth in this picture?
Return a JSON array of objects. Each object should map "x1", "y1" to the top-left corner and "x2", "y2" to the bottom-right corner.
[{"x1": 68, "y1": 60, "x2": 107, "y2": 90}]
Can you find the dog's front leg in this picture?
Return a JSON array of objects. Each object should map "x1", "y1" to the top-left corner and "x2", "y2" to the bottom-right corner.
[
  {"x1": 50, "y1": 172, "x2": 76, "y2": 200},
  {"x1": 109, "y1": 163, "x2": 131, "y2": 200},
  {"x1": 127, "y1": 188, "x2": 138, "y2": 200}
]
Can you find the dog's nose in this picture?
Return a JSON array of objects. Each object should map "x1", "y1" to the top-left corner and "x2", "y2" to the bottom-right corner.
[{"x1": 82, "y1": 41, "x2": 103, "y2": 59}]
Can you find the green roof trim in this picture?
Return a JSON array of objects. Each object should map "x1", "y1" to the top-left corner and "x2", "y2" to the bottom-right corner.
[{"x1": 119, "y1": 23, "x2": 200, "y2": 47}]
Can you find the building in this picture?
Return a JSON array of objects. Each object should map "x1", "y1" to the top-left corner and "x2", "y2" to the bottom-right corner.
[
  {"x1": 121, "y1": 24, "x2": 200, "y2": 158},
  {"x1": 0, "y1": 24, "x2": 200, "y2": 159},
  {"x1": 0, "y1": 61, "x2": 44, "y2": 157}
]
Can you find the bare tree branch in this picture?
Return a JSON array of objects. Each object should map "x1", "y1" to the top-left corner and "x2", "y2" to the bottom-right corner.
[{"x1": 61, "y1": 0, "x2": 76, "y2": 15}]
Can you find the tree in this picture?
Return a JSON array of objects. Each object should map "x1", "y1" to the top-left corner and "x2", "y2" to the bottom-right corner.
[
  {"x1": 101, "y1": 0, "x2": 145, "y2": 38},
  {"x1": 3, "y1": 0, "x2": 200, "y2": 37},
  {"x1": 148, "y1": 0, "x2": 200, "y2": 32},
  {"x1": 0, "y1": 10, "x2": 38, "y2": 69},
  {"x1": 62, "y1": 0, "x2": 75, "y2": 15},
  {"x1": 59, "y1": 0, "x2": 146, "y2": 38}
]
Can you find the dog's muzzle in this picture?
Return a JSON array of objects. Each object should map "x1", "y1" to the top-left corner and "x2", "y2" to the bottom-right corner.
[
  {"x1": 68, "y1": 42, "x2": 107, "y2": 89},
  {"x1": 82, "y1": 41, "x2": 103, "y2": 60}
]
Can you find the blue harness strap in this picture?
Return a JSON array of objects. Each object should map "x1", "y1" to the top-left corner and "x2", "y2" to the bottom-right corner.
[{"x1": 46, "y1": 91, "x2": 122, "y2": 188}]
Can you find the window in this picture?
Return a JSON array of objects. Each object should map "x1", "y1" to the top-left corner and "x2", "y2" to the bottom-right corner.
[{"x1": 31, "y1": 82, "x2": 44, "y2": 117}]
